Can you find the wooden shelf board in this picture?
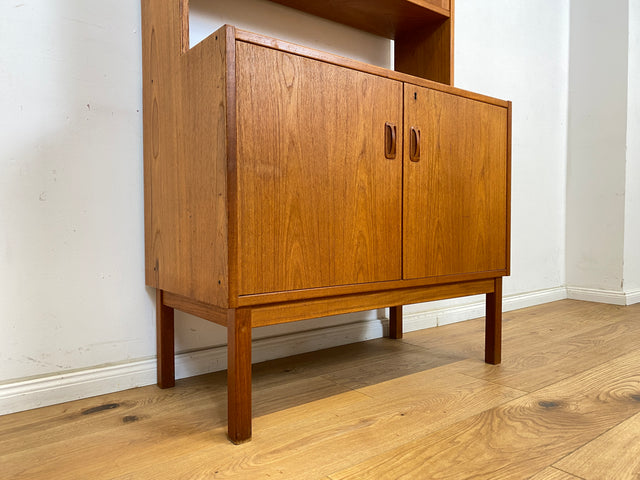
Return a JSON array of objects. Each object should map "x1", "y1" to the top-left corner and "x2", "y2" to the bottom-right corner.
[{"x1": 265, "y1": 0, "x2": 450, "y2": 39}]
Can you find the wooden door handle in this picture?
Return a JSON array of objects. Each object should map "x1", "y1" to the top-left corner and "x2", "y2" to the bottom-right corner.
[
  {"x1": 385, "y1": 122, "x2": 397, "y2": 159},
  {"x1": 410, "y1": 127, "x2": 421, "y2": 162}
]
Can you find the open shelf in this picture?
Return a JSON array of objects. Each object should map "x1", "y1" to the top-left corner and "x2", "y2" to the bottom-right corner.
[{"x1": 266, "y1": 0, "x2": 450, "y2": 39}]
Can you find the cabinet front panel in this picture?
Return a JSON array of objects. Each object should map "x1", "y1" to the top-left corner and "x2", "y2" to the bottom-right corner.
[
  {"x1": 236, "y1": 42, "x2": 403, "y2": 295},
  {"x1": 403, "y1": 85, "x2": 508, "y2": 279}
]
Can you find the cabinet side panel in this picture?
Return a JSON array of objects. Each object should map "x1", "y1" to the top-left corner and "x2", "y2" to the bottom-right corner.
[
  {"x1": 142, "y1": 0, "x2": 185, "y2": 288},
  {"x1": 505, "y1": 100, "x2": 512, "y2": 276},
  {"x1": 394, "y1": 17, "x2": 453, "y2": 85},
  {"x1": 403, "y1": 85, "x2": 508, "y2": 279},
  {"x1": 178, "y1": 30, "x2": 231, "y2": 307},
  {"x1": 235, "y1": 42, "x2": 403, "y2": 295},
  {"x1": 142, "y1": 9, "x2": 230, "y2": 307}
]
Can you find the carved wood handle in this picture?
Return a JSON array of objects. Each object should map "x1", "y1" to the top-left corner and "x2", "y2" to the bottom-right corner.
[
  {"x1": 410, "y1": 126, "x2": 421, "y2": 162},
  {"x1": 385, "y1": 122, "x2": 397, "y2": 159}
]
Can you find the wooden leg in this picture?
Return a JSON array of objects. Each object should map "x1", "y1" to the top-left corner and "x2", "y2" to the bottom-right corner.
[
  {"x1": 156, "y1": 289, "x2": 175, "y2": 388},
  {"x1": 227, "y1": 308, "x2": 252, "y2": 444},
  {"x1": 389, "y1": 305, "x2": 403, "y2": 339},
  {"x1": 485, "y1": 277, "x2": 502, "y2": 365}
]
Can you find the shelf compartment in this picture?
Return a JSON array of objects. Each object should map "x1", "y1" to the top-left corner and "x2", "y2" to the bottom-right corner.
[{"x1": 265, "y1": 0, "x2": 450, "y2": 39}]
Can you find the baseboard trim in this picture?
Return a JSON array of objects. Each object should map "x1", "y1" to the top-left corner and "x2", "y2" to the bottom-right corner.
[
  {"x1": 0, "y1": 360, "x2": 158, "y2": 416},
  {"x1": 0, "y1": 318, "x2": 386, "y2": 416},
  {"x1": 567, "y1": 286, "x2": 640, "y2": 306},
  {"x1": 625, "y1": 289, "x2": 640, "y2": 305},
  {"x1": 0, "y1": 286, "x2": 566, "y2": 416},
  {"x1": 404, "y1": 286, "x2": 568, "y2": 329}
]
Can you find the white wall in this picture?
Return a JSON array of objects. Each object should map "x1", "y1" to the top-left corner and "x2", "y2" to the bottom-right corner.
[
  {"x1": 566, "y1": 0, "x2": 629, "y2": 292},
  {"x1": 1, "y1": 0, "x2": 571, "y2": 413},
  {"x1": 0, "y1": 1, "x2": 153, "y2": 380},
  {"x1": 408, "y1": 0, "x2": 570, "y2": 321},
  {"x1": 624, "y1": 0, "x2": 640, "y2": 292},
  {"x1": 456, "y1": 0, "x2": 569, "y2": 297},
  {"x1": 566, "y1": 0, "x2": 640, "y2": 304}
]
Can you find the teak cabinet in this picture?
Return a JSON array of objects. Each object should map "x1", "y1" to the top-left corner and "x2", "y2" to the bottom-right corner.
[{"x1": 142, "y1": 0, "x2": 511, "y2": 444}]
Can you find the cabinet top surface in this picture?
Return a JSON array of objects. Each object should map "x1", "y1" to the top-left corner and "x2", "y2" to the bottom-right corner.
[
  {"x1": 265, "y1": 0, "x2": 450, "y2": 39},
  {"x1": 232, "y1": 27, "x2": 509, "y2": 108}
]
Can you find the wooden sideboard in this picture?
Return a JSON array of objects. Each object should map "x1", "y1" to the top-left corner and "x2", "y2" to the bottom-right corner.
[{"x1": 141, "y1": 0, "x2": 511, "y2": 444}]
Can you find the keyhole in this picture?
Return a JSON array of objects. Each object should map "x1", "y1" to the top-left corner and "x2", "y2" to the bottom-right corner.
[{"x1": 414, "y1": 92, "x2": 417, "y2": 100}]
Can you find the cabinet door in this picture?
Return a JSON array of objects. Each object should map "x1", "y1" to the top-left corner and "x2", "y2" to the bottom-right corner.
[
  {"x1": 403, "y1": 85, "x2": 509, "y2": 279},
  {"x1": 236, "y1": 42, "x2": 403, "y2": 295}
]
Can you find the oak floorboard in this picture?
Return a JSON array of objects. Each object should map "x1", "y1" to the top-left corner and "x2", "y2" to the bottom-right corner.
[
  {"x1": 0, "y1": 373, "x2": 229, "y2": 457},
  {"x1": 1, "y1": 300, "x2": 639, "y2": 480},
  {"x1": 320, "y1": 344, "x2": 463, "y2": 389},
  {"x1": 108, "y1": 371, "x2": 524, "y2": 479},
  {"x1": 554, "y1": 410, "x2": 640, "y2": 479},
  {"x1": 449, "y1": 307, "x2": 640, "y2": 392},
  {"x1": 328, "y1": 349, "x2": 640, "y2": 480},
  {"x1": 253, "y1": 336, "x2": 462, "y2": 390},
  {"x1": 400, "y1": 300, "x2": 631, "y2": 363},
  {"x1": 528, "y1": 467, "x2": 584, "y2": 480},
  {"x1": 0, "y1": 375, "x2": 360, "y2": 480}
]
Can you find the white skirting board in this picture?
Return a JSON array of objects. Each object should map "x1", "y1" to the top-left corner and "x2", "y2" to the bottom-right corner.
[
  {"x1": 0, "y1": 286, "x2": 568, "y2": 416},
  {"x1": 567, "y1": 286, "x2": 640, "y2": 306}
]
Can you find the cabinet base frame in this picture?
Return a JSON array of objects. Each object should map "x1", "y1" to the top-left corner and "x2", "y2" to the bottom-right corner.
[{"x1": 155, "y1": 277, "x2": 503, "y2": 444}]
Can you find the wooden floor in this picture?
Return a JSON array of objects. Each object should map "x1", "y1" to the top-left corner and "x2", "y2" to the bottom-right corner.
[{"x1": 2, "y1": 299, "x2": 640, "y2": 479}]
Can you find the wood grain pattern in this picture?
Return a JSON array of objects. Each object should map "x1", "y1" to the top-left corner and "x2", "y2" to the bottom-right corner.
[
  {"x1": 555, "y1": 411, "x2": 640, "y2": 479},
  {"x1": 505, "y1": 100, "x2": 513, "y2": 275},
  {"x1": 179, "y1": 0, "x2": 189, "y2": 54},
  {"x1": 329, "y1": 347, "x2": 640, "y2": 480},
  {"x1": 156, "y1": 290, "x2": 175, "y2": 388},
  {"x1": 235, "y1": 41, "x2": 403, "y2": 295},
  {"x1": 225, "y1": 25, "x2": 240, "y2": 307},
  {"x1": 248, "y1": 279, "x2": 494, "y2": 327},
  {"x1": 266, "y1": 0, "x2": 450, "y2": 40},
  {"x1": 227, "y1": 308, "x2": 252, "y2": 443},
  {"x1": 395, "y1": 14, "x2": 454, "y2": 85},
  {"x1": 235, "y1": 29, "x2": 507, "y2": 108},
  {"x1": 0, "y1": 370, "x2": 357, "y2": 479},
  {"x1": 163, "y1": 291, "x2": 227, "y2": 327},
  {"x1": 175, "y1": 26, "x2": 232, "y2": 307},
  {"x1": 141, "y1": 0, "x2": 183, "y2": 287},
  {"x1": 143, "y1": 6, "x2": 507, "y2": 307},
  {"x1": 142, "y1": 3, "x2": 230, "y2": 306},
  {"x1": 485, "y1": 277, "x2": 502, "y2": 364},
  {"x1": 219, "y1": 372, "x2": 522, "y2": 480},
  {"x1": 399, "y1": 300, "x2": 630, "y2": 368},
  {"x1": 529, "y1": 468, "x2": 583, "y2": 480},
  {"x1": 450, "y1": 304, "x2": 640, "y2": 393},
  {"x1": 403, "y1": 85, "x2": 509, "y2": 279},
  {"x1": 236, "y1": 269, "x2": 507, "y2": 307},
  {"x1": 3, "y1": 301, "x2": 639, "y2": 479}
]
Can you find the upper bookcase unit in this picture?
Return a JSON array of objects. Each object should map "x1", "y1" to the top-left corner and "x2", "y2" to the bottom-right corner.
[{"x1": 266, "y1": 0, "x2": 455, "y2": 85}]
